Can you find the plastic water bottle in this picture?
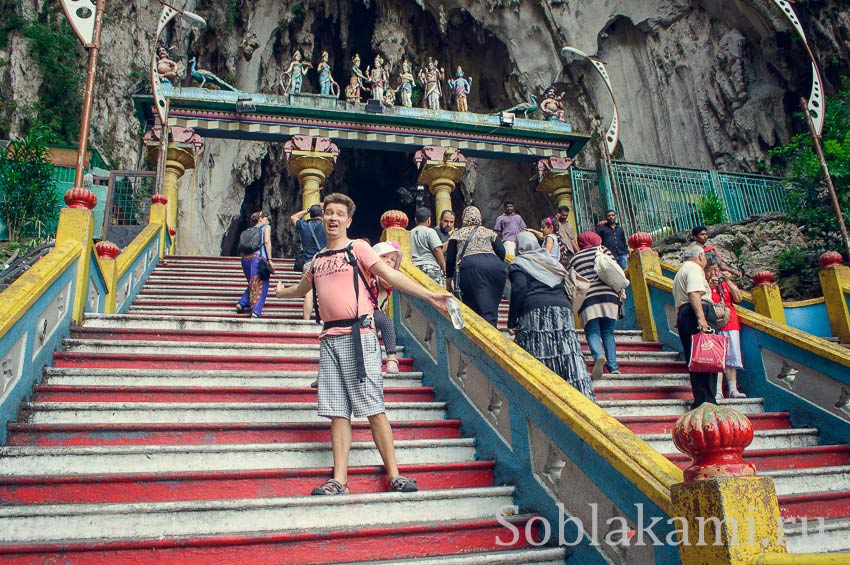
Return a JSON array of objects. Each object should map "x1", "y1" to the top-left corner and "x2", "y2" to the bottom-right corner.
[{"x1": 447, "y1": 298, "x2": 465, "y2": 330}]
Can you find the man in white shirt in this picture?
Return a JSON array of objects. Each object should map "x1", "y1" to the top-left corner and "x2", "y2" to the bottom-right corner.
[{"x1": 672, "y1": 245, "x2": 718, "y2": 408}]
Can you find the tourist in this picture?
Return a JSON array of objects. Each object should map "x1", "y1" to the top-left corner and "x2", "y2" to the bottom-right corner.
[
  {"x1": 410, "y1": 207, "x2": 447, "y2": 286},
  {"x1": 556, "y1": 205, "x2": 579, "y2": 256},
  {"x1": 291, "y1": 204, "x2": 327, "y2": 320},
  {"x1": 570, "y1": 231, "x2": 626, "y2": 379},
  {"x1": 445, "y1": 206, "x2": 507, "y2": 326},
  {"x1": 371, "y1": 242, "x2": 402, "y2": 374},
  {"x1": 672, "y1": 245, "x2": 719, "y2": 408},
  {"x1": 276, "y1": 193, "x2": 450, "y2": 496},
  {"x1": 508, "y1": 232, "x2": 596, "y2": 400},
  {"x1": 493, "y1": 201, "x2": 527, "y2": 256},
  {"x1": 434, "y1": 209, "x2": 455, "y2": 244},
  {"x1": 236, "y1": 211, "x2": 274, "y2": 318},
  {"x1": 524, "y1": 217, "x2": 563, "y2": 263},
  {"x1": 691, "y1": 226, "x2": 742, "y2": 278},
  {"x1": 596, "y1": 209, "x2": 629, "y2": 270},
  {"x1": 705, "y1": 254, "x2": 746, "y2": 400}
]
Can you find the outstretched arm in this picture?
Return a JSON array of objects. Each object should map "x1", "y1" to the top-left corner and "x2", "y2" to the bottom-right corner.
[
  {"x1": 370, "y1": 262, "x2": 450, "y2": 311},
  {"x1": 276, "y1": 276, "x2": 311, "y2": 298}
]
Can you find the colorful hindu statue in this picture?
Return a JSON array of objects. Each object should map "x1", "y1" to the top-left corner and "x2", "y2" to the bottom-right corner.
[
  {"x1": 316, "y1": 50, "x2": 338, "y2": 97},
  {"x1": 156, "y1": 46, "x2": 181, "y2": 83},
  {"x1": 447, "y1": 66, "x2": 472, "y2": 112},
  {"x1": 540, "y1": 86, "x2": 567, "y2": 122},
  {"x1": 281, "y1": 49, "x2": 312, "y2": 94},
  {"x1": 366, "y1": 54, "x2": 389, "y2": 101},
  {"x1": 418, "y1": 58, "x2": 445, "y2": 110},
  {"x1": 344, "y1": 75, "x2": 361, "y2": 104},
  {"x1": 396, "y1": 59, "x2": 415, "y2": 107},
  {"x1": 350, "y1": 53, "x2": 368, "y2": 91}
]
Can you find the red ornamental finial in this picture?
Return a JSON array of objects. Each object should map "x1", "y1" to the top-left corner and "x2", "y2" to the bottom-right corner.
[
  {"x1": 94, "y1": 240, "x2": 120, "y2": 260},
  {"x1": 168, "y1": 227, "x2": 177, "y2": 237},
  {"x1": 64, "y1": 187, "x2": 98, "y2": 210},
  {"x1": 628, "y1": 232, "x2": 652, "y2": 251},
  {"x1": 672, "y1": 403, "x2": 756, "y2": 483},
  {"x1": 752, "y1": 271, "x2": 774, "y2": 287},
  {"x1": 380, "y1": 210, "x2": 409, "y2": 230},
  {"x1": 819, "y1": 251, "x2": 844, "y2": 269},
  {"x1": 151, "y1": 194, "x2": 168, "y2": 205}
]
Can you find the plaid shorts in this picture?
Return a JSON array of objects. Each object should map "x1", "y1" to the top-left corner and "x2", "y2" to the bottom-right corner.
[
  {"x1": 317, "y1": 331, "x2": 384, "y2": 419},
  {"x1": 418, "y1": 264, "x2": 445, "y2": 288}
]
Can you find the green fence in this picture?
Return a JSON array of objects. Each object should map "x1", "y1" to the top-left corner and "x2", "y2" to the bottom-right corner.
[{"x1": 570, "y1": 161, "x2": 787, "y2": 236}]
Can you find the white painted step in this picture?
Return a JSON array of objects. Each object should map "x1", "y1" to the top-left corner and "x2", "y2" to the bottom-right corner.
[
  {"x1": 147, "y1": 272, "x2": 304, "y2": 281},
  {"x1": 138, "y1": 288, "x2": 304, "y2": 299},
  {"x1": 82, "y1": 314, "x2": 322, "y2": 332},
  {"x1": 0, "y1": 438, "x2": 476, "y2": 476},
  {"x1": 23, "y1": 401, "x2": 447, "y2": 424},
  {"x1": 367, "y1": 548, "x2": 569, "y2": 564},
  {"x1": 598, "y1": 398, "x2": 764, "y2": 417},
  {"x1": 763, "y1": 466, "x2": 850, "y2": 497},
  {"x1": 62, "y1": 338, "x2": 404, "y2": 357},
  {"x1": 595, "y1": 374, "x2": 690, "y2": 387},
  {"x1": 128, "y1": 306, "x2": 305, "y2": 317},
  {"x1": 642, "y1": 428, "x2": 820, "y2": 454},
  {"x1": 785, "y1": 517, "x2": 850, "y2": 553},
  {"x1": 0, "y1": 486, "x2": 514, "y2": 544},
  {"x1": 43, "y1": 368, "x2": 424, "y2": 387}
]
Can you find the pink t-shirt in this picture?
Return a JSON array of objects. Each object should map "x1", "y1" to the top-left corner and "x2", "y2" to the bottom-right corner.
[{"x1": 306, "y1": 240, "x2": 380, "y2": 336}]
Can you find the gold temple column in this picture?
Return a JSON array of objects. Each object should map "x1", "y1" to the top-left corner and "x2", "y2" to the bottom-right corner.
[
  {"x1": 284, "y1": 136, "x2": 340, "y2": 209},
  {"x1": 537, "y1": 157, "x2": 577, "y2": 235},
  {"x1": 414, "y1": 146, "x2": 466, "y2": 221}
]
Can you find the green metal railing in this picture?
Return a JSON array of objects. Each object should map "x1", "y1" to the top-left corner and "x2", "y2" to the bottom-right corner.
[{"x1": 570, "y1": 162, "x2": 786, "y2": 236}]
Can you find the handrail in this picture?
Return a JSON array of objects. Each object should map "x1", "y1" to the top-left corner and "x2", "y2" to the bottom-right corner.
[
  {"x1": 116, "y1": 222, "x2": 161, "y2": 276},
  {"x1": 400, "y1": 259, "x2": 682, "y2": 512},
  {"x1": 0, "y1": 242, "x2": 82, "y2": 337},
  {"x1": 646, "y1": 272, "x2": 850, "y2": 369}
]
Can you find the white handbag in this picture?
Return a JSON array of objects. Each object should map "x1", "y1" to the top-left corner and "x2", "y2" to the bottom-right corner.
[{"x1": 594, "y1": 247, "x2": 630, "y2": 293}]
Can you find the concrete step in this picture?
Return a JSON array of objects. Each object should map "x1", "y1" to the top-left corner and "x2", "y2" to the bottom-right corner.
[
  {"x1": 0, "y1": 438, "x2": 477, "y2": 477},
  {"x1": 130, "y1": 299, "x2": 311, "y2": 310},
  {"x1": 22, "y1": 401, "x2": 447, "y2": 424},
  {"x1": 779, "y1": 490, "x2": 850, "y2": 521},
  {"x1": 595, "y1": 373, "x2": 690, "y2": 387},
  {"x1": 667, "y1": 445, "x2": 850, "y2": 472},
  {"x1": 620, "y1": 412, "x2": 792, "y2": 435},
  {"x1": 0, "y1": 461, "x2": 495, "y2": 504},
  {"x1": 0, "y1": 486, "x2": 515, "y2": 544},
  {"x1": 139, "y1": 288, "x2": 305, "y2": 299},
  {"x1": 71, "y1": 327, "x2": 324, "y2": 344},
  {"x1": 598, "y1": 397, "x2": 764, "y2": 417},
  {"x1": 784, "y1": 516, "x2": 850, "y2": 553},
  {"x1": 145, "y1": 273, "x2": 304, "y2": 283},
  {"x1": 643, "y1": 428, "x2": 820, "y2": 454},
  {"x1": 764, "y1": 465, "x2": 850, "y2": 497},
  {"x1": 143, "y1": 277, "x2": 304, "y2": 288},
  {"x1": 82, "y1": 314, "x2": 322, "y2": 332},
  {"x1": 164, "y1": 256, "x2": 294, "y2": 265},
  {"x1": 365, "y1": 547, "x2": 568, "y2": 564},
  {"x1": 128, "y1": 306, "x2": 308, "y2": 319},
  {"x1": 61, "y1": 338, "x2": 404, "y2": 357},
  {"x1": 43, "y1": 367, "x2": 424, "y2": 387}
]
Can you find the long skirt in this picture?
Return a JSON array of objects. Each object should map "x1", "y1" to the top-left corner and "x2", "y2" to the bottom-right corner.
[
  {"x1": 514, "y1": 306, "x2": 596, "y2": 401},
  {"x1": 238, "y1": 254, "x2": 269, "y2": 317},
  {"x1": 458, "y1": 253, "x2": 507, "y2": 327}
]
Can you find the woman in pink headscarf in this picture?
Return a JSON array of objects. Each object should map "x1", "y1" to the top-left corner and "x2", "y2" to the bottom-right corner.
[{"x1": 569, "y1": 231, "x2": 627, "y2": 379}]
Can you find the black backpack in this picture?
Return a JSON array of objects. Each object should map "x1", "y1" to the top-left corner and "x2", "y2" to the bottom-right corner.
[{"x1": 237, "y1": 226, "x2": 263, "y2": 255}]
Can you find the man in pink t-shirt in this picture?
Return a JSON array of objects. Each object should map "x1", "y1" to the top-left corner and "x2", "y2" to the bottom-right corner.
[{"x1": 277, "y1": 193, "x2": 450, "y2": 496}]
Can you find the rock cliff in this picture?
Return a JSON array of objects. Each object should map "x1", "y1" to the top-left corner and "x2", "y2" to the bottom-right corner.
[{"x1": 1, "y1": 0, "x2": 848, "y2": 255}]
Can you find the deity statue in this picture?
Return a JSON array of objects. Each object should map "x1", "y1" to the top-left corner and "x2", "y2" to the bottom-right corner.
[
  {"x1": 366, "y1": 54, "x2": 389, "y2": 101},
  {"x1": 281, "y1": 49, "x2": 312, "y2": 94},
  {"x1": 447, "y1": 66, "x2": 472, "y2": 112},
  {"x1": 350, "y1": 53, "x2": 368, "y2": 95},
  {"x1": 382, "y1": 86, "x2": 397, "y2": 108},
  {"x1": 418, "y1": 58, "x2": 445, "y2": 110},
  {"x1": 316, "y1": 50, "x2": 339, "y2": 97},
  {"x1": 156, "y1": 46, "x2": 181, "y2": 83},
  {"x1": 540, "y1": 86, "x2": 567, "y2": 122},
  {"x1": 344, "y1": 75, "x2": 362, "y2": 105},
  {"x1": 396, "y1": 59, "x2": 415, "y2": 107}
]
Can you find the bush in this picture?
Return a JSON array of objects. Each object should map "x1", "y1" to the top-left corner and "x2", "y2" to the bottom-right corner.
[{"x1": 698, "y1": 191, "x2": 728, "y2": 225}]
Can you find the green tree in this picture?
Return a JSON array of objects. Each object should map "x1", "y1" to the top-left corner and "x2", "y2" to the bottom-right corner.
[
  {"x1": 698, "y1": 191, "x2": 728, "y2": 225},
  {"x1": 769, "y1": 78, "x2": 850, "y2": 234},
  {"x1": 0, "y1": 126, "x2": 58, "y2": 242}
]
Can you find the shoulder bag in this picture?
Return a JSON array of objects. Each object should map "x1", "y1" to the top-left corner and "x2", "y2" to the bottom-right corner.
[
  {"x1": 293, "y1": 220, "x2": 322, "y2": 272},
  {"x1": 529, "y1": 256, "x2": 591, "y2": 312},
  {"x1": 453, "y1": 226, "x2": 480, "y2": 301},
  {"x1": 713, "y1": 283, "x2": 731, "y2": 328}
]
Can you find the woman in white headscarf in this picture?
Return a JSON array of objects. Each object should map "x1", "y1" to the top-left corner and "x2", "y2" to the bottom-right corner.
[{"x1": 508, "y1": 231, "x2": 596, "y2": 401}]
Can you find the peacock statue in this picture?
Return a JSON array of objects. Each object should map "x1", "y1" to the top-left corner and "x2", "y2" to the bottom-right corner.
[
  {"x1": 188, "y1": 57, "x2": 238, "y2": 91},
  {"x1": 501, "y1": 95, "x2": 538, "y2": 119}
]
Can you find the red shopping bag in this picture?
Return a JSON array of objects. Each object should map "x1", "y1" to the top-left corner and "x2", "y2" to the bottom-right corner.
[{"x1": 689, "y1": 331, "x2": 729, "y2": 373}]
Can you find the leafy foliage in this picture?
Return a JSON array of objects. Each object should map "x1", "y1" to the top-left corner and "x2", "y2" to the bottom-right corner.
[
  {"x1": 769, "y1": 78, "x2": 850, "y2": 235},
  {"x1": 0, "y1": 0, "x2": 25, "y2": 50},
  {"x1": 698, "y1": 191, "x2": 728, "y2": 225},
  {"x1": 0, "y1": 125, "x2": 58, "y2": 242}
]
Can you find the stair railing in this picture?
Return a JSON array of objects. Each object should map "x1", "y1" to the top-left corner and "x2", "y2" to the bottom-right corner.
[{"x1": 0, "y1": 190, "x2": 169, "y2": 444}]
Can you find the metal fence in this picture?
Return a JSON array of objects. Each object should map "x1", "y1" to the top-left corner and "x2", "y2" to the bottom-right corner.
[
  {"x1": 570, "y1": 161, "x2": 786, "y2": 236},
  {"x1": 103, "y1": 171, "x2": 156, "y2": 248}
]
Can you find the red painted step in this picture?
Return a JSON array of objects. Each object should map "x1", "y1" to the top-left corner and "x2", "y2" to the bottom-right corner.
[
  {"x1": 619, "y1": 412, "x2": 792, "y2": 434},
  {"x1": 667, "y1": 444, "x2": 850, "y2": 471},
  {"x1": 7, "y1": 420, "x2": 462, "y2": 447},
  {"x1": 53, "y1": 353, "x2": 414, "y2": 371},
  {"x1": 35, "y1": 385, "x2": 436, "y2": 403},
  {"x1": 126, "y1": 312, "x2": 311, "y2": 320},
  {"x1": 0, "y1": 515, "x2": 539, "y2": 564},
  {"x1": 71, "y1": 327, "x2": 321, "y2": 344},
  {"x1": 584, "y1": 360, "x2": 688, "y2": 375},
  {"x1": 0, "y1": 461, "x2": 493, "y2": 505},
  {"x1": 594, "y1": 385, "x2": 693, "y2": 401},
  {"x1": 131, "y1": 300, "x2": 305, "y2": 310},
  {"x1": 779, "y1": 490, "x2": 850, "y2": 520}
]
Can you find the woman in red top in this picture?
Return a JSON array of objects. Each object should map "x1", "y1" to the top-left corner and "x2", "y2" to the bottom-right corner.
[{"x1": 705, "y1": 255, "x2": 745, "y2": 399}]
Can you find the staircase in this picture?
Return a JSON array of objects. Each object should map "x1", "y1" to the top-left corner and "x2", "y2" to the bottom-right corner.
[{"x1": 0, "y1": 256, "x2": 565, "y2": 563}]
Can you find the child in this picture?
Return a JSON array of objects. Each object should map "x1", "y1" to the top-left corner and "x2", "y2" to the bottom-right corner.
[{"x1": 371, "y1": 242, "x2": 402, "y2": 373}]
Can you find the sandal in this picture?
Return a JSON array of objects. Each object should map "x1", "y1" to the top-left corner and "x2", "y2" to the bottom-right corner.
[
  {"x1": 728, "y1": 390, "x2": 747, "y2": 399},
  {"x1": 386, "y1": 359, "x2": 399, "y2": 374},
  {"x1": 235, "y1": 304, "x2": 249, "y2": 314},
  {"x1": 311, "y1": 479, "x2": 349, "y2": 496},
  {"x1": 389, "y1": 475, "x2": 418, "y2": 493}
]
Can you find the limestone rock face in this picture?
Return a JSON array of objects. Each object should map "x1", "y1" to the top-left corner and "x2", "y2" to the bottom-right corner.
[{"x1": 1, "y1": 0, "x2": 848, "y2": 255}]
